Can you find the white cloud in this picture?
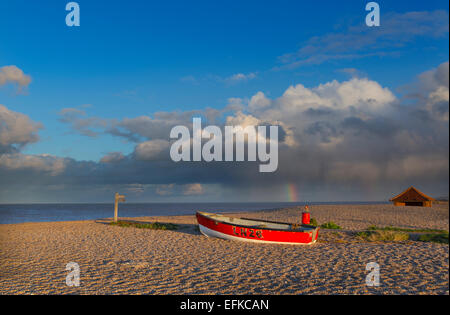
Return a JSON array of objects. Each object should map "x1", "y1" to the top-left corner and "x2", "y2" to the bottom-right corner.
[
  {"x1": 100, "y1": 152, "x2": 126, "y2": 164},
  {"x1": 134, "y1": 139, "x2": 170, "y2": 160},
  {"x1": 248, "y1": 91, "x2": 271, "y2": 112},
  {"x1": 245, "y1": 77, "x2": 397, "y2": 128},
  {"x1": 0, "y1": 66, "x2": 32, "y2": 91},
  {"x1": 183, "y1": 183, "x2": 203, "y2": 195},
  {"x1": 0, "y1": 153, "x2": 66, "y2": 175},
  {"x1": 0, "y1": 104, "x2": 42, "y2": 150},
  {"x1": 316, "y1": 78, "x2": 396, "y2": 110},
  {"x1": 419, "y1": 62, "x2": 449, "y2": 121},
  {"x1": 226, "y1": 72, "x2": 257, "y2": 83},
  {"x1": 225, "y1": 110, "x2": 261, "y2": 127}
]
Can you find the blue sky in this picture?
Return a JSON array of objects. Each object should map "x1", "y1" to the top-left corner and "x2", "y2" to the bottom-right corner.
[{"x1": 0, "y1": 0, "x2": 448, "y2": 202}]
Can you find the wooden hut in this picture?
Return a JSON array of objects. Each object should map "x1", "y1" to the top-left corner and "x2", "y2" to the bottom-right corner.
[{"x1": 390, "y1": 186, "x2": 435, "y2": 207}]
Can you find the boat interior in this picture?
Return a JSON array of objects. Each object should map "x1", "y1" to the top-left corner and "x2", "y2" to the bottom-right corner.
[{"x1": 198, "y1": 212, "x2": 316, "y2": 231}]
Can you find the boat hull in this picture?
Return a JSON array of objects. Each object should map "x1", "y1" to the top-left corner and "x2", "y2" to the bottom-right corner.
[{"x1": 196, "y1": 212, "x2": 319, "y2": 245}]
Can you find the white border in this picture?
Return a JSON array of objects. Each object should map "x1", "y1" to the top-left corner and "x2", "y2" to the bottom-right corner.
[{"x1": 199, "y1": 224, "x2": 316, "y2": 246}]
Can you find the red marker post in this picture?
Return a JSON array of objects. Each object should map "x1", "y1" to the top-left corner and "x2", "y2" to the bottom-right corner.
[{"x1": 302, "y1": 205, "x2": 311, "y2": 225}]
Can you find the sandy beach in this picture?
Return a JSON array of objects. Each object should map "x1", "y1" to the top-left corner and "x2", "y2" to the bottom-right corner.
[{"x1": 0, "y1": 204, "x2": 448, "y2": 295}]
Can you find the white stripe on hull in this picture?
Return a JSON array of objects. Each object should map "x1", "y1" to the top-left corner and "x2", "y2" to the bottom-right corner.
[{"x1": 199, "y1": 224, "x2": 316, "y2": 245}]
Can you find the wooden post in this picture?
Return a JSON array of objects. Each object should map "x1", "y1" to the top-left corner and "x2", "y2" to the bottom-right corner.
[
  {"x1": 114, "y1": 192, "x2": 126, "y2": 222},
  {"x1": 114, "y1": 194, "x2": 118, "y2": 222}
]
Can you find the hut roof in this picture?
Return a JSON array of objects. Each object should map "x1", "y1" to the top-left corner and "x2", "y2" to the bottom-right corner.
[{"x1": 390, "y1": 186, "x2": 435, "y2": 202}]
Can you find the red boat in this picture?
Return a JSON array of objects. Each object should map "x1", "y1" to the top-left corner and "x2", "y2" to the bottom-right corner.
[{"x1": 196, "y1": 212, "x2": 319, "y2": 245}]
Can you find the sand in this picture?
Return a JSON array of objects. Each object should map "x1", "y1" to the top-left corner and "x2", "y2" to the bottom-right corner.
[{"x1": 0, "y1": 204, "x2": 448, "y2": 295}]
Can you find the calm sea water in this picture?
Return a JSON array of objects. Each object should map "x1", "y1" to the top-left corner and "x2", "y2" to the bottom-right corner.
[{"x1": 0, "y1": 202, "x2": 386, "y2": 224}]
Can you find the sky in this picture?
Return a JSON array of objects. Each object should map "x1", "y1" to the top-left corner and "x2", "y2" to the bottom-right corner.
[{"x1": 0, "y1": 0, "x2": 449, "y2": 203}]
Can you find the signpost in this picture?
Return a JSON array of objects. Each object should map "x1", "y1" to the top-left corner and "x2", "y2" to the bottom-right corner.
[{"x1": 114, "y1": 192, "x2": 126, "y2": 223}]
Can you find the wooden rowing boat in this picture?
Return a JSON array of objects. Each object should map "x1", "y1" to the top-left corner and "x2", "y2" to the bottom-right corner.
[{"x1": 196, "y1": 211, "x2": 319, "y2": 245}]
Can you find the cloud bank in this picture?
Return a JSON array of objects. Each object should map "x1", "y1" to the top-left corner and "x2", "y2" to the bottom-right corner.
[
  {"x1": 0, "y1": 62, "x2": 448, "y2": 202},
  {"x1": 0, "y1": 66, "x2": 32, "y2": 91}
]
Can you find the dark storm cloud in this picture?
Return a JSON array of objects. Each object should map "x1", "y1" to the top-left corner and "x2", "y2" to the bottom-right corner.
[
  {"x1": 303, "y1": 107, "x2": 334, "y2": 117},
  {"x1": 305, "y1": 121, "x2": 339, "y2": 143},
  {"x1": 340, "y1": 117, "x2": 400, "y2": 138}
]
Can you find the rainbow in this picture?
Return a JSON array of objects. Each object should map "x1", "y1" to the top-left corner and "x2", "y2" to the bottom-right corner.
[{"x1": 286, "y1": 183, "x2": 299, "y2": 202}]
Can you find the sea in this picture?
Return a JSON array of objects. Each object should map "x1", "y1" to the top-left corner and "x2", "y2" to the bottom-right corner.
[{"x1": 0, "y1": 202, "x2": 387, "y2": 224}]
